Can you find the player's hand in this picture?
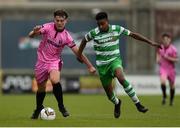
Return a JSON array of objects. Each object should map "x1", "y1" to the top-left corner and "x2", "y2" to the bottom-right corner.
[
  {"x1": 162, "y1": 54, "x2": 168, "y2": 59},
  {"x1": 88, "y1": 66, "x2": 96, "y2": 74},
  {"x1": 33, "y1": 25, "x2": 41, "y2": 34}
]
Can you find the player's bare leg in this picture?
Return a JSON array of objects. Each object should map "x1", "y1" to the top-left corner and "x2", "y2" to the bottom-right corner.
[
  {"x1": 31, "y1": 81, "x2": 46, "y2": 119},
  {"x1": 50, "y1": 70, "x2": 69, "y2": 117},
  {"x1": 114, "y1": 68, "x2": 148, "y2": 113}
]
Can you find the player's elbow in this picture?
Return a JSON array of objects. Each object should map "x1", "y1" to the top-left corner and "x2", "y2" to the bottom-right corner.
[
  {"x1": 77, "y1": 51, "x2": 82, "y2": 58},
  {"x1": 130, "y1": 32, "x2": 141, "y2": 39}
]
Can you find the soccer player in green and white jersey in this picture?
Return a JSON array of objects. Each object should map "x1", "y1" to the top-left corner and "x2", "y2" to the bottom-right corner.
[{"x1": 77, "y1": 12, "x2": 161, "y2": 118}]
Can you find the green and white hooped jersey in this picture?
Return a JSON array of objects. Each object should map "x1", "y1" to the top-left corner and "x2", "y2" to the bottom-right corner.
[{"x1": 85, "y1": 25, "x2": 130, "y2": 66}]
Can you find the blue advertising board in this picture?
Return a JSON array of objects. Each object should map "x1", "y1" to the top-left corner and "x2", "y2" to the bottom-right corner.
[{"x1": 2, "y1": 19, "x2": 127, "y2": 69}]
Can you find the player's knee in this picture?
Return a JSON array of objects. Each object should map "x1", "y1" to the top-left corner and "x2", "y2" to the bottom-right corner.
[
  {"x1": 37, "y1": 86, "x2": 46, "y2": 92},
  {"x1": 170, "y1": 84, "x2": 175, "y2": 89},
  {"x1": 118, "y1": 78, "x2": 126, "y2": 85},
  {"x1": 161, "y1": 82, "x2": 166, "y2": 86},
  {"x1": 50, "y1": 77, "x2": 60, "y2": 84},
  {"x1": 37, "y1": 81, "x2": 46, "y2": 92},
  {"x1": 160, "y1": 78, "x2": 166, "y2": 84}
]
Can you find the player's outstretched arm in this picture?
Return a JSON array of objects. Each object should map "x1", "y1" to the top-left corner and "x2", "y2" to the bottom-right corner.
[
  {"x1": 71, "y1": 45, "x2": 96, "y2": 74},
  {"x1": 77, "y1": 38, "x2": 87, "y2": 58},
  {"x1": 129, "y1": 32, "x2": 161, "y2": 49},
  {"x1": 28, "y1": 25, "x2": 41, "y2": 38}
]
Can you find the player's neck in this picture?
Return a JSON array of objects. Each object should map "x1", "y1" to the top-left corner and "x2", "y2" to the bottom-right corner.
[
  {"x1": 100, "y1": 27, "x2": 109, "y2": 33},
  {"x1": 54, "y1": 24, "x2": 65, "y2": 32},
  {"x1": 100, "y1": 25, "x2": 110, "y2": 33},
  {"x1": 164, "y1": 44, "x2": 171, "y2": 49}
]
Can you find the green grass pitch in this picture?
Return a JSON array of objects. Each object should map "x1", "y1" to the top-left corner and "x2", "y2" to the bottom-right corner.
[{"x1": 0, "y1": 94, "x2": 179, "y2": 127}]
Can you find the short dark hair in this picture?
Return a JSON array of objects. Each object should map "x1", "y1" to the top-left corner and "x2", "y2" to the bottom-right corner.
[
  {"x1": 54, "y1": 10, "x2": 68, "y2": 19},
  {"x1": 161, "y1": 32, "x2": 172, "y2": 38},
  {"x1": 95, "y1": 12, "x2": 108, "y2": 20}
]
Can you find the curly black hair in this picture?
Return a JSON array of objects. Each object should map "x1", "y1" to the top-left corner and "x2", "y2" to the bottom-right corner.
[{"x1": 95, "y1": 12, "x2": 108, "y2": 20}]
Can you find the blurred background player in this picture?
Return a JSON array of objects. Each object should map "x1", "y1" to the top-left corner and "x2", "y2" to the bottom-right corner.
[
  {"x1": 28, "y1": 10, "x2": 96, "y2": 119},
  {"x1": 156, "y1": 33, "x2": 178, "y2": 106},
  {"x1": 78, "y1": 12, "x2": 161, "y2": 118}
]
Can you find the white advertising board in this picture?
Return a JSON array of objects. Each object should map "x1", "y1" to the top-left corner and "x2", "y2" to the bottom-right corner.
[{"x1": 115, "y1": 75, "x2": 180, "y2": 95}]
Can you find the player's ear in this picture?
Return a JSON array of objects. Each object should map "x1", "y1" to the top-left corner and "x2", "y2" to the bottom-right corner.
[
  {"x1": 64, "y1": 18, "x2": 68, "y2": 23},
  {"x1": 53, "y1": 18, "x2": 56, "y2": 23}
]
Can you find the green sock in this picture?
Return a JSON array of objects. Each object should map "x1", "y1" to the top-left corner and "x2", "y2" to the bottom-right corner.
[
  {"x1": 109, "y1": 92, "x2": 119, "y2": 105},
  {"x1": 104, "y1": 86, "x2": 119, "y2": 105},
  {"x1": 123, "y1": 80, "x2": 139, "y2": 104}
]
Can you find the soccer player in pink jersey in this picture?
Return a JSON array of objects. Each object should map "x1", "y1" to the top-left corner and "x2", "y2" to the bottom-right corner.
[
  {"x1": 28, "y1": 10, "x2": 96, "y2": 119},
  {"x1": 157, "y1": 33, "x2": 178, "y2": 106}
]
